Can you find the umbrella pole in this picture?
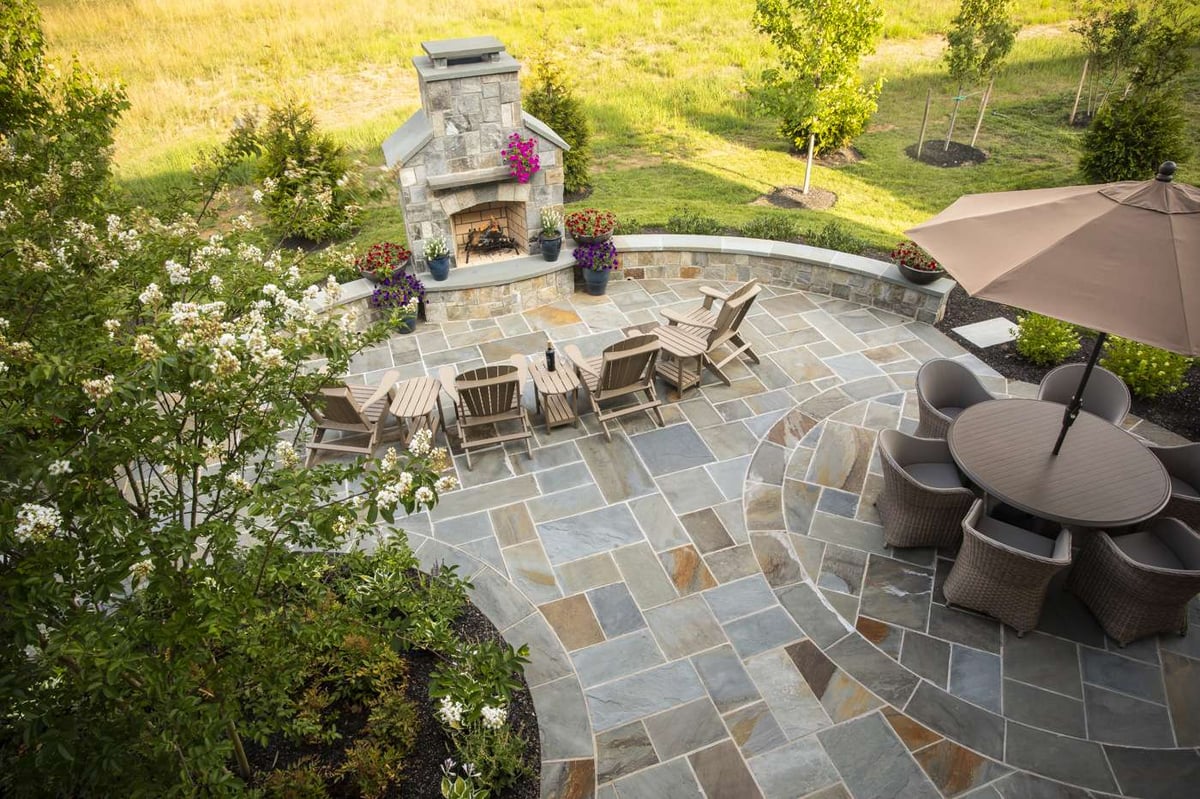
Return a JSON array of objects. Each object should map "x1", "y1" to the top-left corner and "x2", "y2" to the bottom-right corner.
[{"x1": 1052, "y1": 331, "x2": 1108, "y2": 456}]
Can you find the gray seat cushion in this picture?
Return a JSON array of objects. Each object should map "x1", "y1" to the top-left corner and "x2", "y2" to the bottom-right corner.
[
  {"x1": 1169, "y1": 475, "x2": 1200, "y2": 499},
  {"x1": 978, "y1": 515, "x2": 1056, "y2": 557},
  {"x1": 905, "y1": 462, "x2": 965, "y2": 489},
  {"x1": 1113, "y1": 531, "x2": 1185, "y2": 570},
  {"x1": 939, "y1": 406, "x2": 966, "y2": 419}
]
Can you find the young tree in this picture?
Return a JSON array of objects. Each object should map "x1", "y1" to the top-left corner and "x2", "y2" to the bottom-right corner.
[
  {"x1": 1079, "y1": 88, "x2": 1190, "y2": 182},
  {"x1": 943, "y1": 0, "x2": 1018, "y2": 149},
  {"x1": 522, "y1": 51, "x2": 592, "y2": 195},
  {"x1": 1127, "y1": 0, "x2": 1200, "y2": 91},
  {"x1": 751, "y1": 0, "x2": 884, "y2": 193},
  {"x1": 1070, "y1": 0, "x2": 1143, "y2": 119}
]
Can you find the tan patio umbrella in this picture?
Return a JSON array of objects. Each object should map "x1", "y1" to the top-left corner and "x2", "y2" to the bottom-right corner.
[{"x1": 906, "y1": 162, "x2": 1200, "y2": 454}]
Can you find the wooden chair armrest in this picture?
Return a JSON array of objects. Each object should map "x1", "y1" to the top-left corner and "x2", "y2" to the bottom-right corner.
[
  {"x1": 699, "y1": 285, "x2": 729, "y2": 300},
  {"x1": 661, "y1": 308, "x2": 716, "y2": 329},
  {"x1": 562, "y1": 344, "x2": 597, "y2": 378},
  {"x1": 508, "y1": 353, "x2": 528, "y2": 388},
  {"x1": 438, "y1": 366, "x2": 459, "y2": 405},
  {"x1": 363, "y1": 369, "x2": 401, "y2": 409}
]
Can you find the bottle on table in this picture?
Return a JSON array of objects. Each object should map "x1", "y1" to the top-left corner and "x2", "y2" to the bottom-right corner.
[{"x1": 546, "y1": 339, "x2": 556, "y2": 372}]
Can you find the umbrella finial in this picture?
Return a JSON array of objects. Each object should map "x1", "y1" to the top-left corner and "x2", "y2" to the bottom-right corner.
[{"x1": 1156, "y1": 162, "x2": 1177, "y2": 182}]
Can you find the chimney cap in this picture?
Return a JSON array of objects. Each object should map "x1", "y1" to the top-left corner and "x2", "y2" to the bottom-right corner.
[{"x1": 421, "y1": 36, "x2": 505, "y2": 64}]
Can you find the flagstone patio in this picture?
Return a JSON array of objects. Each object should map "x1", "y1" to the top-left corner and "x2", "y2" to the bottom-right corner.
[{"x1": 338, "y1": 277, "x2": 1200, "y2": 799}]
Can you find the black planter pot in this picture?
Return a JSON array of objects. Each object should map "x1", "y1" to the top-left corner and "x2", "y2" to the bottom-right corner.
[
  {"x1": 898, "y1": 262, "x2": 946, "y2": 285},
  {"x1": 582, "y1": 268, "x2": 611, "y2": 296},
  {"x1": 541, "y1": 234, "x2": 563, "y2": 262}
]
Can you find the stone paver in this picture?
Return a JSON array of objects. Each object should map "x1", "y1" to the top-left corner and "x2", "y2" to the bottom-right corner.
[{"x1": 330, "y1": 279, "x2": 1199, "y2": 798}]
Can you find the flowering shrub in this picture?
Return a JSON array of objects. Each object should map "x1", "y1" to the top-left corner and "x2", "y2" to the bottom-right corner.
[
  {"x1": 574, "y1": 239, "x2": 620, "y2": 271},
  {"x1": 1014, "y1": 313, "x2": 1081, "y2": 366},
  {"x1": 891, "y1": 239, "x2": 941, "y2": 272},
  {"x1": 356, "y1": 241, "x2": 411, "y2": 279},
  {"x1": 1101, "y1": 336, "x2": 1193, "y2": 398},
  {"x1": 565, "y1": 207, "x2": 617, "y2": 239},
  {"x1": 500, "y1": 132, "x2": 540, "y2": 183}
]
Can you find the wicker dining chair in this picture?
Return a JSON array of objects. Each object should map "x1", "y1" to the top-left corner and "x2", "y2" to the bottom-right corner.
[
  {"x1": 875, "y1": 429, "x2": 975, "y2": 550},
  {"x1": 1147, "y1": 443, "x2": 1200, "y2": 530},
  {"x1": 1038, "y1": 363, "x2": 1131, "y2": 426},
  {"x1": 943, "y1": 499, "x2": 1072, "y2": 636},
  {"x1": 915, "y1": 358, "x2": 996, "y2": 439},
  {"x1": 1068, "y1": 517, "x2": 1200, "y2": 646}
]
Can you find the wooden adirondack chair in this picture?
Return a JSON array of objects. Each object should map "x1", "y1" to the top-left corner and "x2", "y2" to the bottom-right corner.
[
  {"x1": 658, "y1": 280, "x2": 762, "y2": 390},
  {"x1": 439, "y1": 355, "x2": 532, "y2": 469},
  {"x1": 302, "y1": 370, "x2": 402, "y2": 466},
  {"x1": 563, "y1": 334, "x2": 664, "y2": 442}
]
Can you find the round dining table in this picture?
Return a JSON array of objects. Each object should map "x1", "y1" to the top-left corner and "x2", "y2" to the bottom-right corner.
[{"x1": 947, "y1": 398, "x2": 1170, "y2": 528}]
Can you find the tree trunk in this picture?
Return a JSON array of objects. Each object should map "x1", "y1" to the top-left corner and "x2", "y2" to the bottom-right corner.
[
  {"x1": 944, "y1": 85, "x2": 963, "y2": 151},
  {"x1": 802, "y1": 133, "x2": 815, "y2": 195},
  {"x1": 917, "y1": 88, "x2": 932, "y2": 159}
]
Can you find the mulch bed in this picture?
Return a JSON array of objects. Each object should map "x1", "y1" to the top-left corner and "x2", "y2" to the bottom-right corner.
[
  {"x1": 935, "y1": 284, "x2": 1200, "y2": 441},
  {"x1": 244, "y1": 601, "x2": 540, "y2": 798},
  {"x1": 905, "y1": 140, "x2": 988, "y2": 167},
  {"x1": 751, "y1": 185, "x2": 838, "y2": 211}
]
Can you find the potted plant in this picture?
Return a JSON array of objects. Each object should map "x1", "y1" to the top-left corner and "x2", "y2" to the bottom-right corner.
[
  {"x1": 369, "y1": 271, "x2": 425, "y2": 333},
  {"x1": 565, "y1": 208, "x2": 617, "y2": 245},
  {"x1": 501, "y1": 132, "x2": 540, "y2": 184},
  {"x1": 574, "y1": 239, "x2": 619, "y2": 296},
  {"x1": 539, "y1": 207, "x2": 564, "y2": 262},
  {"x1": 355, "y1": 241, "x2": 411, "y2": 283},
  {"x1": 891, "y1": 239, "x2": 946, "y2": 285},
  {"x1": 423, "y1": 235, "x2": 451, "y2": 282}
]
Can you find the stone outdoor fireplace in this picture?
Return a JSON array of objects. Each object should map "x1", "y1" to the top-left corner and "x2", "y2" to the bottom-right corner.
[{"x1": 382, "y1": 36, "x2": 569, "y2": 275}]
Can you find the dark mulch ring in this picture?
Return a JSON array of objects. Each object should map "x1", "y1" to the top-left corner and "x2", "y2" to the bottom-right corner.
[
  {"x1": 244, "y1": 601, "x2": 540, "y2": 799},
  {"x1": 905, "y1": 140, "x2": 988, "y2": 168},
  {"x1": 936, "y1": 284, "x2": 1200, "y2": 442},
  {"x1": 563, "y1": 186, "x2": 594, "y2": 204},
  {"x1": 751, "y1": 185, "x2": 838, "y2": 211}
]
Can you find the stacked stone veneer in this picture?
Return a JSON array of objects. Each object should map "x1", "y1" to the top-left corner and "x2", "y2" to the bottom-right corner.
[
  {"x1": 385, "y1": 37, "x2": 568, "y2": 275},
  {"x1": 617, "y1": 235, "x2": 951, "y2": 323}
]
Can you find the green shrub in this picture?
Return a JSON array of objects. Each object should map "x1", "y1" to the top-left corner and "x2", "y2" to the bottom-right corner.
[
  {"x1": 523, "y1": 53, "x2": 592, "y2": 194},
  {"x1": 805, "y1": 220, "x2": 868, "y2": 254},
  {"x1": 1014, "y1": 313, "x2": 1081, "y2": 366},
  {"x1": 337, "y1": 739, "x2": 401, "y2": 799},
  {"x1": 1080, "y1": 89, "x2": 1191, "y2": 182},
  {"x1": 612, "y1": 215, "x2": 643, "y2": 235},
  {"x1": 456, "y1": 723, "x2": 531, "y2": 793},
  {"x1": 666, "y1": 208, "x2": 725, "y2": 235},
  {"x1": 261, "y1": 759, "x2": 329, "y2": 799},
  {"x1": 367, "y1": 690, "x2": 420, "y2": 755},
  {"x1": 256, "y1": 100, "x2": 360, "y2": 242},
  {"x1": 741, "y1": 214, "x2": 800, "y2": 241},
  {"x1": 1101, "y1": 336, "x2": 1192, "y2": 397}
]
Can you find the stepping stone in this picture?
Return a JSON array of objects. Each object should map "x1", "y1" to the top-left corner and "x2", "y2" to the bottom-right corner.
[{"x1": 950, "y1": 317, "x2": 1017, "y2": 348}]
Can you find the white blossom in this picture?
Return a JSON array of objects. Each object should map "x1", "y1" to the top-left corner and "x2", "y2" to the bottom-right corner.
[
  {"x1": 138, "y1": 282, "x2": 163, "y2": 306},
  {"x1": 48, "y1": 460, "x2": 72, "y2": 476},
  {"x1": 225, "y1": 473, "x2": 252, "y2": 494},
  {"x1": 436, "y1": 697, "x2": 465, "y2": 727},
  {"x1": 209, "y1": 275, "x2": 223, "y2": 292},
  {"x1": 414, "y1": 486, "x2": 434, "y2": 505},
  {"x1": 103, "y1": 319, "x2": 121, "y2": 338},
  {"x1": 434, "y1": 475, "x2": 458, "y2": 493},
  {"x1": 274, "y1": 440, "x2": 300, "y2": 468},
  {"x1": 14, "y1": 503, "x2": 62, "y2": 543},
  {"x1": 129, "y1": 559, "x2": 154, "y2": 582},
  {"x1": 164, "y1": 259, "x2": 190, "y2": 285},
  {"x1": 480, "y1": 705, "x2": 507, "y2": 730},
  {"x1": 133, "y1": 334, "x2": 163, "y2": 361},
  {"x1": 82, "y1": 374, "x2": 115, "y2": 401},
  {"x1": 409, "y1": 428, "x2": 433, "y2": 457}
]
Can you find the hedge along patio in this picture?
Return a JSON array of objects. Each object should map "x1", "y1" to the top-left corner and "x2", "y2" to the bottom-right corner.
[{"x1": 326, "y1": 272, "x2": 1199, "y2": 799}]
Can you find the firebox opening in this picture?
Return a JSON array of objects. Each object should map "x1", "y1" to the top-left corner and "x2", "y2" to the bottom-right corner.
[{"x1": 451, "y1": 201, "x2": 528, "y2": 266}]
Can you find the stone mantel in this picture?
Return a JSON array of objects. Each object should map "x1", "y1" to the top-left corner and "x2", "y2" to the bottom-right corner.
[{"x1": 426, "y1": 166, "x2": 515, "y2": 192}]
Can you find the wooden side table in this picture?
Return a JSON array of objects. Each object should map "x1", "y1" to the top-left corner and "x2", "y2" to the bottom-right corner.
[
  {"x1": 388, "y1": 376, "x2": 445, "y2": 447},
  {"x1": 528, "y1": 359, "x2": 581, "y2": 433},
  {"x1": 650, "y1": 324, "x2": 707, "y2": 400}
]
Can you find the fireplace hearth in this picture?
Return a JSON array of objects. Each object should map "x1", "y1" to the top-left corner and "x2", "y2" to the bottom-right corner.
[{"x1": 465, "y1": 219, "x2": 520, "y2": 263}]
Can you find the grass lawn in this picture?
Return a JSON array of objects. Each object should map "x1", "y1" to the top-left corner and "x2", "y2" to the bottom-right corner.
[{"x1": 39, "y1": 0, "x2": 1197, "y2": 250}]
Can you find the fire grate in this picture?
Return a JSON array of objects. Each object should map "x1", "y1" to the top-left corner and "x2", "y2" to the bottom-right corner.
[{"x1": 465, "y1": 218, "x2": 520, "y2": 264}]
